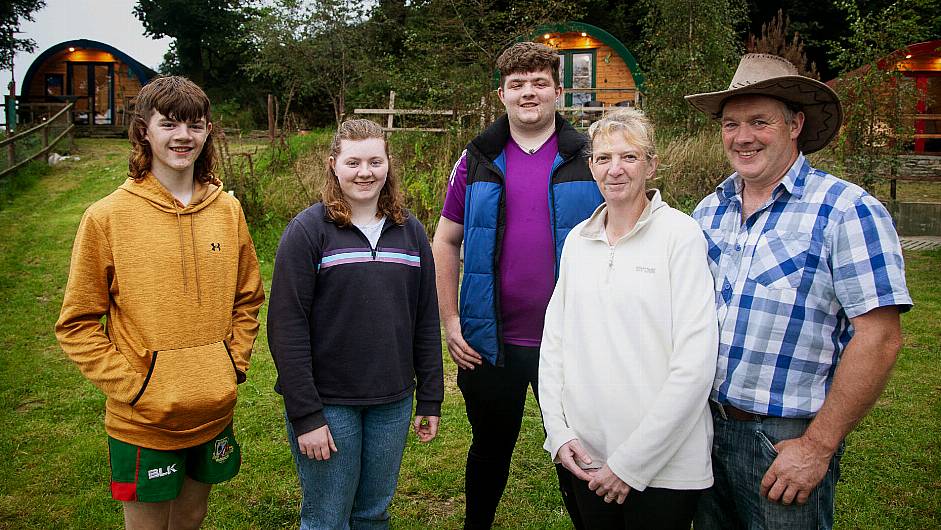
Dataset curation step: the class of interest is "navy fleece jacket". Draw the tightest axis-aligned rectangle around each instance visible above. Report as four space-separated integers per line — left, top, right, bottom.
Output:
267 203 443 436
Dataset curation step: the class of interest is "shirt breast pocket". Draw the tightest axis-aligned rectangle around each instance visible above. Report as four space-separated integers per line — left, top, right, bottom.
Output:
747 230 812 290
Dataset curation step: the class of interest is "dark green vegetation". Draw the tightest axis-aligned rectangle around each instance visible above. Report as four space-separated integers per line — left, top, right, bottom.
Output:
0 138 938 528
0 0 45 70
130 0 941 130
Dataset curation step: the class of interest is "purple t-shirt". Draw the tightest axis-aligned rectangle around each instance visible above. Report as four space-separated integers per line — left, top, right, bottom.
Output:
441 135 558 347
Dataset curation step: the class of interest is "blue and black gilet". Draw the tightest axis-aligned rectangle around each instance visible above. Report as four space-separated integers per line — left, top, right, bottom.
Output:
460 114 604 366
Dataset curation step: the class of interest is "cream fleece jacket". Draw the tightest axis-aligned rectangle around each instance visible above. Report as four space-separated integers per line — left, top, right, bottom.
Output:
540 190 718 491
55 174 265 450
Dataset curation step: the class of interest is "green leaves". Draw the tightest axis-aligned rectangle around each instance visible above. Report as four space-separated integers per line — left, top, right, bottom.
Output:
640 0 747 135
0 0 45 70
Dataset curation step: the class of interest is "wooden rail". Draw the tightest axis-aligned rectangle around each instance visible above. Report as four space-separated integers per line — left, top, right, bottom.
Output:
355 90 639 133
354 91 457 132
888 154 941 200
1 103 75 179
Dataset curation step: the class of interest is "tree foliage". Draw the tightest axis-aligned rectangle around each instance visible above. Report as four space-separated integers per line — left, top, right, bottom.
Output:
134 0 271 125
747 9 818 79
247 0 372 126
128 0 941 133
640 0 747 134
1 0 45 71
827 0 935 191
373 0 577 108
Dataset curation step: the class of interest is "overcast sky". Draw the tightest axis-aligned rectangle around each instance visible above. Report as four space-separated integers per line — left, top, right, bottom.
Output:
1 0 172 94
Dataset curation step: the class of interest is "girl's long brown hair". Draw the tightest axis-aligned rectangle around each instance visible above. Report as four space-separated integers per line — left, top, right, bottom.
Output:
128 76 216 183
322 119 407 226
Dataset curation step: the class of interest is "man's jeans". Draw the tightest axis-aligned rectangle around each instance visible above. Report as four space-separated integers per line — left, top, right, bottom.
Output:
286 396 413 530
695 406 844 530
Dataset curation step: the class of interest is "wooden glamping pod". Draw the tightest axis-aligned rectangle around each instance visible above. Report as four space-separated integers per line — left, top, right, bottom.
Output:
532 22 644 109
896 40 941 154
19 39 158 135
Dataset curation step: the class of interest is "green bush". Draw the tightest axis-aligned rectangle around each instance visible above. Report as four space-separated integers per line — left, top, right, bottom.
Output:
655 128 730 213
222 127 474 236
213 99 262 131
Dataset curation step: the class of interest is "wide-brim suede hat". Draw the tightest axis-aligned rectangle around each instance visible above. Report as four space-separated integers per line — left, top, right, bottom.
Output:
685 53 843 154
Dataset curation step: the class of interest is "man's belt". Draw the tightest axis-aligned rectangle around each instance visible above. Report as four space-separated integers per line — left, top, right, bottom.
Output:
710 401 768 422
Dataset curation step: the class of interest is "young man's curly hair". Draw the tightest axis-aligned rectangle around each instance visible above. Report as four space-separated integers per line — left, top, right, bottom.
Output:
496 42 561 87
128 76 216 183
322 119 407 227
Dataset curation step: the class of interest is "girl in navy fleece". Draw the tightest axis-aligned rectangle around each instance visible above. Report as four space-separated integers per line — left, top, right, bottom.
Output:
268 119 443 529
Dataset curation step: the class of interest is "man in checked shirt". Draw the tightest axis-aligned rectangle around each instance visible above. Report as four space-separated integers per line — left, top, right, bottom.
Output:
685 53 913 530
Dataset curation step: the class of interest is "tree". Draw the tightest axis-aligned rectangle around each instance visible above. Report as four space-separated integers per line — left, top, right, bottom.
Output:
827 0 936 191
247 0 372 125
1 0 45 71
640 0 747 134
747 9 818 79
133 0 258 87
368 0 577 109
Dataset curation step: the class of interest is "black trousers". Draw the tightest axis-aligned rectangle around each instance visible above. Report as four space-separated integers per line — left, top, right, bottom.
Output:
457 344 584 530
569 471 702 530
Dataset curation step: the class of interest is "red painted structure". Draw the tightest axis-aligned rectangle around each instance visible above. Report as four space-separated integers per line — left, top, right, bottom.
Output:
896 40 941 153
827 39 941 154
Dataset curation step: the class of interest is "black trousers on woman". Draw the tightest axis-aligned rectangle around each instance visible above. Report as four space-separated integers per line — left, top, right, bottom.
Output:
568 471 702 530
457 344 584 530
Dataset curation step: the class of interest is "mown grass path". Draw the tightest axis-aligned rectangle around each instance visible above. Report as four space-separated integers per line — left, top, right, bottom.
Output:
0 139 937 528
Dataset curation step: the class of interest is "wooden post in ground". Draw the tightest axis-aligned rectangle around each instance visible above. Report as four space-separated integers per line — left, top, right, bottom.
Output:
890 163 898 201
267 94 275 142
41 123 50 165
387 91 396 130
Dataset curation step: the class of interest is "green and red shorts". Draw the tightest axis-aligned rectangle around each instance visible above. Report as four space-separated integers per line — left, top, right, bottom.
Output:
108 424 241 502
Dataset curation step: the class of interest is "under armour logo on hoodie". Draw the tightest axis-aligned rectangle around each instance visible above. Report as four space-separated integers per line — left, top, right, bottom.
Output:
210 243 221 251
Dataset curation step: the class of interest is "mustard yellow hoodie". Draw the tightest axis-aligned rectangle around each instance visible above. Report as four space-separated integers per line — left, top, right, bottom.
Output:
55 174 265 450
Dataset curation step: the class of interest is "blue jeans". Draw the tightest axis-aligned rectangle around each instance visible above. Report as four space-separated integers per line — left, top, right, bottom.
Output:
286 396 413 530
694 406 844 530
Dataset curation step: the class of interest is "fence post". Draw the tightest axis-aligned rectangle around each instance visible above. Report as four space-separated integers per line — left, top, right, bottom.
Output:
6 141 13 170
267 94 275 142
387 91 396 130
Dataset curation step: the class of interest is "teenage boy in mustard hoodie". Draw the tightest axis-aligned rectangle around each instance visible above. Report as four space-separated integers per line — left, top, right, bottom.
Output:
55 76 265 530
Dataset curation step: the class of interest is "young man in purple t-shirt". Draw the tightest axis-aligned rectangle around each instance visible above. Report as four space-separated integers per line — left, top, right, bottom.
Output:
432 42 603 529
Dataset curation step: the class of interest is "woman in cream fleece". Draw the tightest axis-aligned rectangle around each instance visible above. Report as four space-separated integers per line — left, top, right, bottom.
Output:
539 108 718 529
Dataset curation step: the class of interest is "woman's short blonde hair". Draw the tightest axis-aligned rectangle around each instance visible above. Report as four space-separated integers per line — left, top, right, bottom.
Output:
587 108 657 160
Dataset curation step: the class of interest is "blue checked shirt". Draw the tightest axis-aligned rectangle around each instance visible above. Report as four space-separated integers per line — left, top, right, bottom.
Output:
692 154 912 417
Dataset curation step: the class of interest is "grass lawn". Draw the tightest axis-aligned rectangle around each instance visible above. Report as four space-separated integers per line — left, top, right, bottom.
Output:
0 139 938 529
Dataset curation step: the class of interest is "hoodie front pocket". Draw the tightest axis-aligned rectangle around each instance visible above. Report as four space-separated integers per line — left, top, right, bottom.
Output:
131 341 237 432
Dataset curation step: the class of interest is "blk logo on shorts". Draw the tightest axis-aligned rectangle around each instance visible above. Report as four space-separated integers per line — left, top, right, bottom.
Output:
210 242 222 251
213 437 233 463
147 464 177 480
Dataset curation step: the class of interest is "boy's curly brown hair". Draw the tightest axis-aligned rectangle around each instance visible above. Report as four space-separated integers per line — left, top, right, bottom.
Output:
127 76 216 183
496 42 561 87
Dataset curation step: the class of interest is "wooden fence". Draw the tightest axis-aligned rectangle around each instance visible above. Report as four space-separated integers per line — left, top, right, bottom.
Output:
354 91 463 133
354 90 637 133
1 103 75 179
